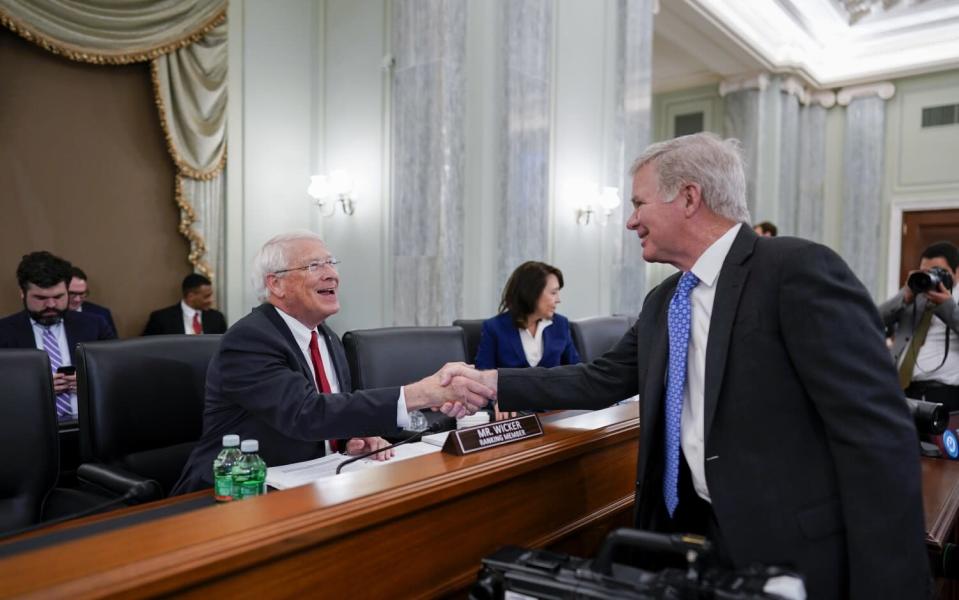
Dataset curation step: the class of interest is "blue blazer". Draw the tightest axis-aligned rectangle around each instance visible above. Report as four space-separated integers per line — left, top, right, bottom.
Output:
474 312 580 369
81 301 117 338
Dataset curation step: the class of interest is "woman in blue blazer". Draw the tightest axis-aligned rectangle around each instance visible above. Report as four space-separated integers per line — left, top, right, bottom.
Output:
474 261 580 371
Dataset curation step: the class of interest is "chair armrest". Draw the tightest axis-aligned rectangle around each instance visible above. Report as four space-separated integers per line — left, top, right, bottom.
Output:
77 463 164 504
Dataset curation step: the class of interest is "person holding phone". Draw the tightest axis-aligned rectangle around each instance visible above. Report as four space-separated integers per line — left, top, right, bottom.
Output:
0 251 115 420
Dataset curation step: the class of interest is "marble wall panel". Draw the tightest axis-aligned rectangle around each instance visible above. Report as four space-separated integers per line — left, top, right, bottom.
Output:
391 0 466 325
841 95 886 297
723 89 761 219
613 0 653 316
497 0 553 288
797 104 827 243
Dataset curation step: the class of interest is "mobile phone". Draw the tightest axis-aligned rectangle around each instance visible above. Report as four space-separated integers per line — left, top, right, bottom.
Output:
56 366 77 375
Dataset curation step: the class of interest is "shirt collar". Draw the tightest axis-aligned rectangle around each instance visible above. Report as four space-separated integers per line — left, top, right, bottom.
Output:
273 305 318 350
689 223 742 288
180 300 199 320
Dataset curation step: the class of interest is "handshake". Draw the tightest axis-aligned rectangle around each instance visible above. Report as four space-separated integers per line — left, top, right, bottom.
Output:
404 362 500 419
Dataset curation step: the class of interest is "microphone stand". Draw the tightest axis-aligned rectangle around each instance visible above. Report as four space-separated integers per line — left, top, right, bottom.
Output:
335 423 443 475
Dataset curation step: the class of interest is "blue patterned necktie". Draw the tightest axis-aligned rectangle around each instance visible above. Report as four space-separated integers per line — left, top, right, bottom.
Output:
663 271 699 517
42 325 73 418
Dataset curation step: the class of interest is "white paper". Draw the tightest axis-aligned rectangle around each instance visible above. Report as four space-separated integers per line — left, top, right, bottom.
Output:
266 442 442 490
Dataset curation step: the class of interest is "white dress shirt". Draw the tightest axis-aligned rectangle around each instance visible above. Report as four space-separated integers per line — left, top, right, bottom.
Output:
683 222 742 503
181 300 201 335
30 318 77 416
274 307 410 432
912 284 959 385
518 319 552 367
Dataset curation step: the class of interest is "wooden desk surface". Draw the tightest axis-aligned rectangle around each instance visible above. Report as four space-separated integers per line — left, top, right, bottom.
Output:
5 406 959 599
0 404 640 599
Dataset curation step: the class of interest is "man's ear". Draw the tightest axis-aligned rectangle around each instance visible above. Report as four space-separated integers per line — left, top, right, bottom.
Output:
683 183 704 217
265 274 284 299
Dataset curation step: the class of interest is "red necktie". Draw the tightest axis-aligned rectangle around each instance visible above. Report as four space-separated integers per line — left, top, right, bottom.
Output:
309 331 338 452
192 312 202 335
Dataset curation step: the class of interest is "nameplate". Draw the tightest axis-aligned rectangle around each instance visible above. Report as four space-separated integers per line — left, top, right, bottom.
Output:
441 414 543 455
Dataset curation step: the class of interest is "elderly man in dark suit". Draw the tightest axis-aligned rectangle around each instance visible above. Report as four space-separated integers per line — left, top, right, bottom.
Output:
171 231 491 495
68 266 117 338
142 273 228 336
442 133 930 598
0 251 115 420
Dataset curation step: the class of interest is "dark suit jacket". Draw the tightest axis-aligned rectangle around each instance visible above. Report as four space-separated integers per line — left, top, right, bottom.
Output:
171 304 402 495
80 301 117 338
142 303 227 336
474 312 580 369
497 228 930 599
0 309 116 362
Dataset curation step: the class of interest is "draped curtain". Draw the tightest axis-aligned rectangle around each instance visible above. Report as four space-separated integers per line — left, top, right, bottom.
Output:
0 0 227 283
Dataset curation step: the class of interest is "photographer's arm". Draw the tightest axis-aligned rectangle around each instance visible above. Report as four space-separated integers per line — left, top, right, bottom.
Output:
877 287 910 329
931 289 959 335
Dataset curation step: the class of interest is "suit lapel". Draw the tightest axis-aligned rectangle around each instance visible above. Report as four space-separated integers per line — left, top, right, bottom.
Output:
703 227 756 443
507 325 529 367
261 304 313 379
320 324 351 391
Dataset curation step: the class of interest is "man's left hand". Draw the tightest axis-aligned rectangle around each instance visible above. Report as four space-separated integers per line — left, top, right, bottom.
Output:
927 282 952 306
345 437 394 461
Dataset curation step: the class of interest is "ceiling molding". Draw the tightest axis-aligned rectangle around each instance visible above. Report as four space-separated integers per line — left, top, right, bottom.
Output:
836 81 896 105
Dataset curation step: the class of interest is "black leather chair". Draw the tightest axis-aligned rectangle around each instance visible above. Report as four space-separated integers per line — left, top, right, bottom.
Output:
76 335 221 499
452 319 484 363
342 327 467 433
569 316 632 363
0 349 112 535
0 349 61 534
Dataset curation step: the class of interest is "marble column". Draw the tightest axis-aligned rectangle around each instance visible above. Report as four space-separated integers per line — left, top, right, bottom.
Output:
777 79 801 236
720 75 768 221
612 0 654 316
391 0 467 325
496 0 554 289
795 92 834 243
839 82 894 298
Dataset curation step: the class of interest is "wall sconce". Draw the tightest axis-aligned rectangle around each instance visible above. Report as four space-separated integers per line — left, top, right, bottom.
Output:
571 182 621 226
308 170 356 216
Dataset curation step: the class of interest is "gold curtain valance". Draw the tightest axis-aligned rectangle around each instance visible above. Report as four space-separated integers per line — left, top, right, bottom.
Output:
0 0 225 65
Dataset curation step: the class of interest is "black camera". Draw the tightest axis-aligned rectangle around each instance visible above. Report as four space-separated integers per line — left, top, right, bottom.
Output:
470 528 803 599
907 266 954 295
906 397 948 436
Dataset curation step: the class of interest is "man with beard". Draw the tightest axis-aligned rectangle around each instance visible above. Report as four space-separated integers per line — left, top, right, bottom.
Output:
0 251 115 420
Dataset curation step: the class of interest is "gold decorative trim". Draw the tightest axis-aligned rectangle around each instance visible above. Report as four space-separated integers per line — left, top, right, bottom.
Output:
150 59 226 180
175 174 215 282
0 6 226 65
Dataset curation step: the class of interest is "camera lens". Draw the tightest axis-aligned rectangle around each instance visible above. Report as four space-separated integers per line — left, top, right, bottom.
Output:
907 271 934 295
906 398 948 435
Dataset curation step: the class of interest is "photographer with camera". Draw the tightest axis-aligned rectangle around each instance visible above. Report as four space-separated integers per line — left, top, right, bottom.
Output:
880 241 959 410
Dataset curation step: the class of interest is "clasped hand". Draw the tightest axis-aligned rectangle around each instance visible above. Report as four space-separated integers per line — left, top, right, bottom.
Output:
404 362 498 418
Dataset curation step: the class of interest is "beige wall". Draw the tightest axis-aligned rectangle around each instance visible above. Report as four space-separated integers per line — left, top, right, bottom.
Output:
0 29 190 338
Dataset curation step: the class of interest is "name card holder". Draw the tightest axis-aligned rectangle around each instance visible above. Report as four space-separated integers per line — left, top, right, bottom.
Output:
442 414 544 455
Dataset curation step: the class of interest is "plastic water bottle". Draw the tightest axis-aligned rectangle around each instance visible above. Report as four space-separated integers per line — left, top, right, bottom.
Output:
213 434 242 502
233 439 267 499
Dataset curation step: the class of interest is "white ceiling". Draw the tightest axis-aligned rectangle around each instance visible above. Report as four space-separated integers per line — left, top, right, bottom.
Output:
651 0 959 93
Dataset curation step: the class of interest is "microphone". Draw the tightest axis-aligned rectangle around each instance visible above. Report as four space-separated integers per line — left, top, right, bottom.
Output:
335 421 445 475
0 478 162 541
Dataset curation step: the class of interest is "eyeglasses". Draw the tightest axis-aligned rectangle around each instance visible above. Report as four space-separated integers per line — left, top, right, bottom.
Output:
273 257 340 275
67 291 88 299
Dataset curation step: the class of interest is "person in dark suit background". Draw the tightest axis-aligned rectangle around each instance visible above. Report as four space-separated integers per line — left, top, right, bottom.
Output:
0 251 115 420
442 133 930 598
171 231 491 495
474 261 580 371
68 266 117 338
142 273 227 336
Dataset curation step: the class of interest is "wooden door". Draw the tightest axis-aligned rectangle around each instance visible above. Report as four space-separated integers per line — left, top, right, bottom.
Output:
900 209 959 287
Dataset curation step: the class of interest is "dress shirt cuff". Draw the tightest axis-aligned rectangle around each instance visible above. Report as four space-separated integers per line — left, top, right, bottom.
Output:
396 387 411 429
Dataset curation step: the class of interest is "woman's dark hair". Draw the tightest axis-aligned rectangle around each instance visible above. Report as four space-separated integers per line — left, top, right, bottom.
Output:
499 261 564 329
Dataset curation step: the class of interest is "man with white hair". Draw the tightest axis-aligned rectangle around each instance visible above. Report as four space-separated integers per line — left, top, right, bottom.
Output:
172 231 490 494
444 133 930 598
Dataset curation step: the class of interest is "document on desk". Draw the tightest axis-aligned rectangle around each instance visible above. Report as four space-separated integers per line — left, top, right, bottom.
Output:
266 442 442 490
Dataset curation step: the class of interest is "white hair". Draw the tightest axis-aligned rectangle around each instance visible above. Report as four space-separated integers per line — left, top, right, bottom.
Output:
629 132 751 224
251 230 327 303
